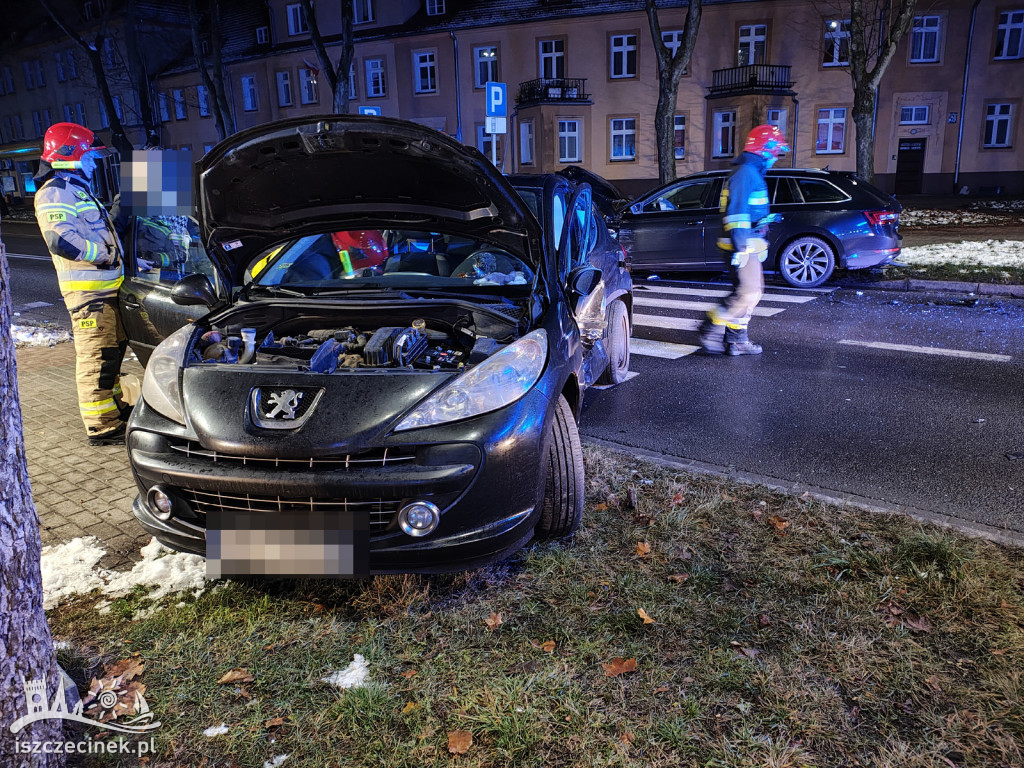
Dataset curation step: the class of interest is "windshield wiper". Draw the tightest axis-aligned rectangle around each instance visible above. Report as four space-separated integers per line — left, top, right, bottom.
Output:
248 284 308 297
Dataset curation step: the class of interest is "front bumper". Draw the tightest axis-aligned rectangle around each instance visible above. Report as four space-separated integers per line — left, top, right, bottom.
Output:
128 385 555 574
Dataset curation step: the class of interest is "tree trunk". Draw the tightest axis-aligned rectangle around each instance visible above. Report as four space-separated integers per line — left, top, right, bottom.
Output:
852 85 876 182
188 0 227 140
87 43 132 157
654 70 682 185
209 0 235 136
302 0 354 115
0 225 65 765
123 0 160 147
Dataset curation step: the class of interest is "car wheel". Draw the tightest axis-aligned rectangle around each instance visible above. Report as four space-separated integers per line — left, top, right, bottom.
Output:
597 299 631 386
535 395 584 540
778 236 835 289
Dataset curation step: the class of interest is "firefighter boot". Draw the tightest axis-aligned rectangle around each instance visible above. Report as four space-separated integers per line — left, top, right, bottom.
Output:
697 315 725 355
725 326 762 356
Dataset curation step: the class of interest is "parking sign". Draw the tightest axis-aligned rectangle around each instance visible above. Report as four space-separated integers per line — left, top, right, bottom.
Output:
485 82 507 117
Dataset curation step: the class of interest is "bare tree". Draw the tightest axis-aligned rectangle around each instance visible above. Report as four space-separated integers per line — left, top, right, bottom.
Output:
188 0 236 140
645 0 703 185
0 225 65 766
816 0 919 181
301 0 355 114
123 0 161 147
39 0 133 157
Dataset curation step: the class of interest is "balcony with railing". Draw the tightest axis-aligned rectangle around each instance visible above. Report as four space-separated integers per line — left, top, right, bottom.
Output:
516 78 591 107
708 65 794 97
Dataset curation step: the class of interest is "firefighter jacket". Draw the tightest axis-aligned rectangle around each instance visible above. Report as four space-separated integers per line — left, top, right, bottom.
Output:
716 152 771 254
35 170 124 308
135 215 198 269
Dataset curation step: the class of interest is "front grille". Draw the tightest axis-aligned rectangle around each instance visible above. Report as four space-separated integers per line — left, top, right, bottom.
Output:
167 439 416 470
182 489 399 533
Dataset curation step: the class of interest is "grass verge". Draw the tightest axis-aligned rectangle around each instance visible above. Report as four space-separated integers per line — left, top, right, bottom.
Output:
876 263 1024 286
48 446 1023 768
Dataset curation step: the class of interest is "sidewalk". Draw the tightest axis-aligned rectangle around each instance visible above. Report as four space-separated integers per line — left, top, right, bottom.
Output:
16 343 147 570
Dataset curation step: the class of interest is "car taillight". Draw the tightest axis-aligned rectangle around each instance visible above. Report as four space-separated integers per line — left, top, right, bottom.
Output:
865 210 899 227
619 243 631 269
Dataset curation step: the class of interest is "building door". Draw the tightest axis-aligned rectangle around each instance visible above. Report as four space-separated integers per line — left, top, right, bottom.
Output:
895 138 926 195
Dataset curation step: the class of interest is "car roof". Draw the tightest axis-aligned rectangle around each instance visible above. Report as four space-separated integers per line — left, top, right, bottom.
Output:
682 167 842 180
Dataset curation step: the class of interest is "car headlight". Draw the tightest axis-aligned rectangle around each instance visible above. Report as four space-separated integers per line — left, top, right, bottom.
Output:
394 329 547 431
141 324 194 426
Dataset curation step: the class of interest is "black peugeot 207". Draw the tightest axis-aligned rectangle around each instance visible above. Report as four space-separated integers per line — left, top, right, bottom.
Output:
125 115 632 577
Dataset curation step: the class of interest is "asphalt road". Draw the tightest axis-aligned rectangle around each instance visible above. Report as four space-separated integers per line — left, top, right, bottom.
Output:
2 220 68 326
583 278 1024 540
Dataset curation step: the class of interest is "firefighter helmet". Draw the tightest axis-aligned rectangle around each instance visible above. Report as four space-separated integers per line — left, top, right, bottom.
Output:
743 124 790 158
41 122 105 168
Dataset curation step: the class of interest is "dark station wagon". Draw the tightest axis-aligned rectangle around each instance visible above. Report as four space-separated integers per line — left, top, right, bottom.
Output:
618 168 903 288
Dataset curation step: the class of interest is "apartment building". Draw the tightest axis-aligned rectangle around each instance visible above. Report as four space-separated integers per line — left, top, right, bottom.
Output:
1 0 1022 201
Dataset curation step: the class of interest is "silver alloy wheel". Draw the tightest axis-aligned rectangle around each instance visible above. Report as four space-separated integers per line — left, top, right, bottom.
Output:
779 236 835 289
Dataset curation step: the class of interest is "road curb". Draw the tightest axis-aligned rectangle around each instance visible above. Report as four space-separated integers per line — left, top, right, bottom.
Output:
846 278 1024 298
583 436 1024 551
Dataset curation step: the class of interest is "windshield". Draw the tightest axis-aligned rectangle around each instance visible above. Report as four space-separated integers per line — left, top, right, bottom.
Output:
248 228 535 292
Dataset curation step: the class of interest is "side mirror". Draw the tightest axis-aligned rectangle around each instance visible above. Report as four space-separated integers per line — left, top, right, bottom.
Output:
568 265 600 299
170 273 217 307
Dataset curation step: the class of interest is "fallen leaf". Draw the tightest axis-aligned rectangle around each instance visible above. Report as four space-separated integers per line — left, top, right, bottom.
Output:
767 515 790 531
627 487 637 508
991 648 1009 656
217 668 254 685
540 640 556 653
678 546 692 560
635 513 654 526
757 614 771 627
751 510 764 521
401 669 418 679
683 676 694 683
105 657 145 681
619 731 635 744
447 730 473 754
668 573 690 584
731 642 760 659
264 716 286 729
401 702 420 715
602 657 638 677
904 613 932 633
652 685 670 694
484 612 503 631
635 541 652 558
637 608 657 625
800 491 811 500
671 492 683 505
594 502 608 511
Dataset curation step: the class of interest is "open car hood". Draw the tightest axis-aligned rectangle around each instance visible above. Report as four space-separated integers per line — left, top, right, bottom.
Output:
196 116 539 286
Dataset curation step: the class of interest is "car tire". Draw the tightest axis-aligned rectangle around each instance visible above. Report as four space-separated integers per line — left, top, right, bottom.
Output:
597 299 631 386
535 395 584 540
778 236 835 289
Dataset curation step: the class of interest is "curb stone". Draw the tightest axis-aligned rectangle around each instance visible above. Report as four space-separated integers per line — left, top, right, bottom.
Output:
849 278 1024 298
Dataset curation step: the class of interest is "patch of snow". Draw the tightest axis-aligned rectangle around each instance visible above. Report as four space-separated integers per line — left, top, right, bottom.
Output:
41 537 108 610
203 723 229 738
968 199 1024 212
12 325 71 347
102 538 206 604
263 756 289 768
899 240 1024 268
321 654 370 689
53 640 72 651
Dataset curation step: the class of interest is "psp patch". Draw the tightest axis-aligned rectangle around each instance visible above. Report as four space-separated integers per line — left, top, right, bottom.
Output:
78 318 97 329
47 212 67 222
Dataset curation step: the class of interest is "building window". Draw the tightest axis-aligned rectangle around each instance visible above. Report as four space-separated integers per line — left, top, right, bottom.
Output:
713 110 736 157
2 66 14 93
34 60 45 88
13 114 24 140
610 117 636 161
984 103 1013 147
558 119 580 163
413 51 437 94
2 116 10 141
286 3 308 35
610 34 637 78
198 85 210 117
300 68 318 104
539 39 565 79
900 105 929 124
173 88 187 119
65 51 77 79
103 38 116 68
662 29 683 57
348 63 357 99
74 102 86 125
55 52 65 82
910 16 941 62
112 95 123 122
816 107 847 153
98 99 108 128
476 125 501 164
474 46 497 88
995 10 1024 59
42 108 51 128
737 24 766 66
673 114 685 159
32 111 43 138
353 0 374 24
203 143 216 154
63 104 73 122
242 75 258 111
426 0 444 15
519 120 534 165
23 62 34 90
277 71 293 106
158 92 170 121
823 20 850 66
766 107 788 138
256 26 270 44
365 59 386 97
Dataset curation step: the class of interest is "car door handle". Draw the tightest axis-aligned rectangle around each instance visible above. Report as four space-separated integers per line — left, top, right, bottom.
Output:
123 298 141 310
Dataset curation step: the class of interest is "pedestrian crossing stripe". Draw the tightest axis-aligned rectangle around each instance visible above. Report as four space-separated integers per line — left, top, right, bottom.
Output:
636 284 822 303
633 295 785 317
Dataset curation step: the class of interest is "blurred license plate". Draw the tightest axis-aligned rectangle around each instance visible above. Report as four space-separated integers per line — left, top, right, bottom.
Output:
206 510 369 578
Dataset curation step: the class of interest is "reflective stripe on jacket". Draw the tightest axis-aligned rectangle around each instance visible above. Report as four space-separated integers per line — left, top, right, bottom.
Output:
717 152 771 253
35 172 124 306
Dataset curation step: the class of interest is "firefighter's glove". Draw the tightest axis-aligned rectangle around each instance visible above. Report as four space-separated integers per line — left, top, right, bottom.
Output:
757 213 782 226
136 257 155 273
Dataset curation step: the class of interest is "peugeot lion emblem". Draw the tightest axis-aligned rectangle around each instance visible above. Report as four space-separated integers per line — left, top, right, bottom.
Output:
250 387 324 429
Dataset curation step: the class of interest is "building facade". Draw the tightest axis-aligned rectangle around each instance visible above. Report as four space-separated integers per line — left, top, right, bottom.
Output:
1 0 1022 201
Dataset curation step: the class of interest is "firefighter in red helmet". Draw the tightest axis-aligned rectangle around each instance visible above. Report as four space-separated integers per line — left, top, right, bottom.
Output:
34 122 136 444
698 124 790 356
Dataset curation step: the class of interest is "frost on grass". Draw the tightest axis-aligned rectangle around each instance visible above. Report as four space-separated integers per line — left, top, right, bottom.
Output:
263 756 289 768
321 654 370 689
41 536 207 611
900 240 1024 268
203 723 229 738
11 325 72 347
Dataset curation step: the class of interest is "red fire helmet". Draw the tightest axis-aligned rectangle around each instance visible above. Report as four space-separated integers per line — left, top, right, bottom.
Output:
41 122 105 167
743 124 790 158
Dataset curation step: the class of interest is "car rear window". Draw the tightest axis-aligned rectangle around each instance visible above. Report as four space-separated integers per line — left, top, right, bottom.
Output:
795 178 849 203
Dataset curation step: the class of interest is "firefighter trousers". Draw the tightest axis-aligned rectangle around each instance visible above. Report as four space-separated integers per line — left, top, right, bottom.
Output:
68 298 128 437
711 245 766 331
